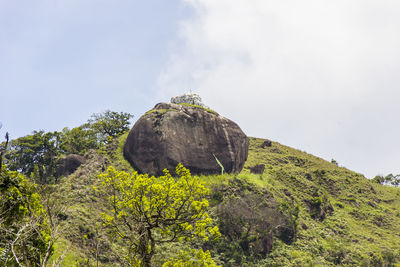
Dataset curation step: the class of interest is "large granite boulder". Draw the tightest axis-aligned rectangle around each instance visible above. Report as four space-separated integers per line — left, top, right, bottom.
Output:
124 103 249 176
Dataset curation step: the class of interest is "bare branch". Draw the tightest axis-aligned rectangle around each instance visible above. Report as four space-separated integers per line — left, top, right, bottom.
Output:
10 223 29 267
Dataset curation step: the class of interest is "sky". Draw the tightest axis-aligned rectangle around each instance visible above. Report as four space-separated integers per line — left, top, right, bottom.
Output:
1 0 400 178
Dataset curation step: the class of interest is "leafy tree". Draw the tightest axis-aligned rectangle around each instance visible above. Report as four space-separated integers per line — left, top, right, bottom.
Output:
383 174 400 187
86 110 133 144
372 175 385 185
0 164 54 266
3 110 133 183
60 126 99 155
96 164 220 267
60 110 133 153
372 174 400 187
5 131 61 183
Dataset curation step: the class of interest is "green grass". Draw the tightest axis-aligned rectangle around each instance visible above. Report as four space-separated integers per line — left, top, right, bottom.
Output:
143 103 219 118
48 238 83 266
176 103 219 115
143 108 177 116
235 137 400 266
108 131 136 172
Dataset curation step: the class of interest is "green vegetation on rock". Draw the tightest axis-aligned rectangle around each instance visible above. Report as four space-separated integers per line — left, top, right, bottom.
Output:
177 103 219 115
143 103 218 117
144 108 178 116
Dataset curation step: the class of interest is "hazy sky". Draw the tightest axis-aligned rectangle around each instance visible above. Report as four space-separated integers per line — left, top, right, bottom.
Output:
1 0 400 178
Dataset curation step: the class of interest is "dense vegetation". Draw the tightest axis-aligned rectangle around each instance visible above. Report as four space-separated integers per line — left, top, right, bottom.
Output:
3 110 133 183
1 110 400 266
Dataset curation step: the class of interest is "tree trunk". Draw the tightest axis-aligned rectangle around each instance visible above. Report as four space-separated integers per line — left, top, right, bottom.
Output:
137 226 154 267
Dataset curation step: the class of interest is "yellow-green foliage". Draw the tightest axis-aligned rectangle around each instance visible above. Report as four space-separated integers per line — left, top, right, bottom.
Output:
163 249 220 267
96 164 220 266
0 165 52 266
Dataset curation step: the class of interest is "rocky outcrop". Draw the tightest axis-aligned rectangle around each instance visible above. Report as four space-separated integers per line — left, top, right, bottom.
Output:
124 103 249 176
55 154 86 177
250 164 265 174
261 140 272 148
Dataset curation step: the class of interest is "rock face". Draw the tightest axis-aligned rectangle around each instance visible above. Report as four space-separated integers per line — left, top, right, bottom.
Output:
261 140 272 148
250 164 265 174
124 103 249 176
55 154 86 177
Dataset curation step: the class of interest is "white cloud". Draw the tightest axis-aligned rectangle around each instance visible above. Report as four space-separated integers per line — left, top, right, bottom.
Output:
158 0 400 177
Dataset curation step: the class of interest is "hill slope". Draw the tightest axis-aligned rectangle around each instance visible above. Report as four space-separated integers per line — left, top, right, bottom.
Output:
48 135 400 266
241 137 400 265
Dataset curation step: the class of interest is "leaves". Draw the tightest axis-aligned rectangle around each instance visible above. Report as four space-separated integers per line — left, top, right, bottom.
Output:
60 127 98 155
96 164 219 266
87 110 133 144
0 165 53 266
5 130 61 183
163 249 220 267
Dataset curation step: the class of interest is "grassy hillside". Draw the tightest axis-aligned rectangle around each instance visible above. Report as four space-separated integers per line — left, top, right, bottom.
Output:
241 138 400 265
47 135 400 266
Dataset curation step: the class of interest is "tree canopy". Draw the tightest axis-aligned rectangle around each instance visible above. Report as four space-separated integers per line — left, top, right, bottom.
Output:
59 126 98 155
372 174 400 187
5 131 61 183
3 110 133 183
86 110 133 144
96 164 220 266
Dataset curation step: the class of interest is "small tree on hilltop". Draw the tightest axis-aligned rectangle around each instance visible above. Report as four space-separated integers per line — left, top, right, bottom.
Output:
96 164 220 266
372 174 400 187
87 110 133 144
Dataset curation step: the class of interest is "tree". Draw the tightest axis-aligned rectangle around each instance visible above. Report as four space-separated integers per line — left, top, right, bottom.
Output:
5 131 61 183
0 164 54 266
60 127 99 155
86 110 133 144
372 175 385 185
96 164 220 266
59 110 133 153
372 174 400 187
383 174 400 187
